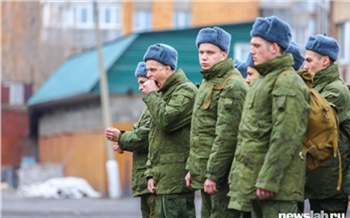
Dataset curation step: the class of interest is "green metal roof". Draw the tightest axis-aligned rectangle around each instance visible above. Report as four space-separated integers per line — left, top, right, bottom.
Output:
29 21 253 106
94 22 254 94
27 34 138 106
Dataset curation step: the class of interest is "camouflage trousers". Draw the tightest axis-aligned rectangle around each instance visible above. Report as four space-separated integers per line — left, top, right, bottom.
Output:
251 200 299 218
308 198 348 214
140 194 156 218
155 192 196 218
201 185 249 218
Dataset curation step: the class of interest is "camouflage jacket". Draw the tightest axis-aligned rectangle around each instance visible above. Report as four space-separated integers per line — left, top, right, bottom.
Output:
142 69 197 195
306 64 350 199
118 108 151 197
187 58 249 190
229 54 310 203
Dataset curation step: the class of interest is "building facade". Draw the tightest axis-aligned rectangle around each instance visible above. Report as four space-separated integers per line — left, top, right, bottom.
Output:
331 1 350 83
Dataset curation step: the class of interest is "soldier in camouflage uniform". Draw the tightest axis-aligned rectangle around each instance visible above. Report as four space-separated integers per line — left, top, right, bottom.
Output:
228 16 310 218
303 34 350 214
105 62 156 218
228 40 306 217
234 54 258 86
185 27 249 218
141 43 197 218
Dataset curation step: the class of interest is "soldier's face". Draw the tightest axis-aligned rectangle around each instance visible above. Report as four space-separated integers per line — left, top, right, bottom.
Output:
304 50 328 74
137 76 148 95
146 60 172 89
250 37 274 65
246 66 259 85
198 43 227 70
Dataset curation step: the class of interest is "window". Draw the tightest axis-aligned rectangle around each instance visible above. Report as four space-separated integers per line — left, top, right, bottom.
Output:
173 1 191 29
41 2 121 30
337 21 350 65
174 11 191 29
134 10 152 32
74 5 93 28
98 5 121 29
234 43 251 62
4 82 24 105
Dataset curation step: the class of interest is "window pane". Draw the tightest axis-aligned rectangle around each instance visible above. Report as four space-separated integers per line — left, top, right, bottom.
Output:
81 8 87 23
105 9 110 23
174 11 190 28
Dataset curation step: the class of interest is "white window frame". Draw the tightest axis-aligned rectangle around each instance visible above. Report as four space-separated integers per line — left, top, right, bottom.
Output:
74 4 94 29
4 82 24 106
98 5 121 30
234 43 251 62
133 10 152 32
42 2 121 30
174 11 191 29
338 21 350 65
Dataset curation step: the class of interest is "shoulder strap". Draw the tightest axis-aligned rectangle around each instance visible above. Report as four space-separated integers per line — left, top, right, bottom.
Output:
202 74 237 109
213 74 236 90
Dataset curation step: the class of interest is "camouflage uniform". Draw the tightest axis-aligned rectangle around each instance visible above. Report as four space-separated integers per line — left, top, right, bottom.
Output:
305 64 350 214
143 69 197 218
187 58 249 218
118 109 156 218
229 54 310 218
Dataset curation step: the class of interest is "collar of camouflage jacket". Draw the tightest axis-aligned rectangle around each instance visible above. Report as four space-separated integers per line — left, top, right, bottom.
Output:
253 54 293 77
313 64 340 88
160 69 187 93
200 58 234 81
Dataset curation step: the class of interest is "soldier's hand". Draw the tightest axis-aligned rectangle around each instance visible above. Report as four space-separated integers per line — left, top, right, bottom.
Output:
148 178 156 194
105 127 120 142
185 172 192 187
112 143 124 154
256 187 274 199
204 178 218 195
143 80 159 93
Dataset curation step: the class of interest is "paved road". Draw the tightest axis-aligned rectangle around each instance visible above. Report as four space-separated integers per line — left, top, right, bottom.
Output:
1 188 202 218
2 188 350 218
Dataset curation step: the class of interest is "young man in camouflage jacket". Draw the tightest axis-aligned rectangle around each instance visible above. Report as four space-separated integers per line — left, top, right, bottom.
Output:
229 16 310 217
142 43 197 218
105 62 156 218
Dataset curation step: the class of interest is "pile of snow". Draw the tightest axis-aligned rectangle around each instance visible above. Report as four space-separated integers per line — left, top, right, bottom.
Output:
17 177 102 199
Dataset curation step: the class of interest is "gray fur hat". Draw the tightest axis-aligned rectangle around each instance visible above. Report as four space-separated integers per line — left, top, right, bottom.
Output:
246 53 254 67
305 34 340 61
196 27 232 53
143 43 178 70
134 62 147 78
233 59 247 78
285 41 304 70
250 16 292 50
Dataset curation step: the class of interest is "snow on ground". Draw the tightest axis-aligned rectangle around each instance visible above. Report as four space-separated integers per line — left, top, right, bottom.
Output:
17 177 102 199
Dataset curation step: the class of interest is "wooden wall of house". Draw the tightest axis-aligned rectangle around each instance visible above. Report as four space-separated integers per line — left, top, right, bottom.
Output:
39 122 134 196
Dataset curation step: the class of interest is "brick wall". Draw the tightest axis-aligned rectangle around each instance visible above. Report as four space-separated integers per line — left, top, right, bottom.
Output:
1 109 29 165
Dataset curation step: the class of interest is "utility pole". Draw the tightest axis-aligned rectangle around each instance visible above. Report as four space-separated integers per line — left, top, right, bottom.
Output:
93 0 121 199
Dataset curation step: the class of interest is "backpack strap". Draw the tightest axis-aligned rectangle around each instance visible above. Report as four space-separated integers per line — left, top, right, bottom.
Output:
202 74 237 109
